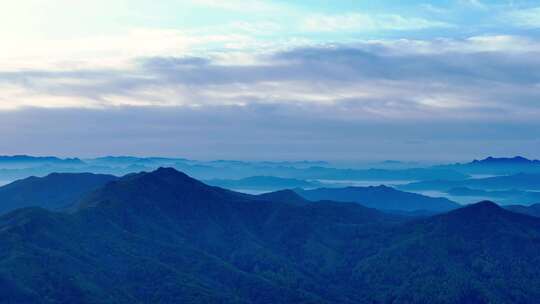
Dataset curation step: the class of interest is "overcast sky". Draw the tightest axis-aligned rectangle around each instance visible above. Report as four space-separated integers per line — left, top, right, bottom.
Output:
1 0 540 161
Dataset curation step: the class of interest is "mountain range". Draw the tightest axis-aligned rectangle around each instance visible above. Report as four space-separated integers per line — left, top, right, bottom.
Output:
3 155 540 188
0 154 469 185
447 187 540 205
296 185 460 212
0 155 84 169
0 168 400 303
437 156 540 175
205 176 322 191
2 168 540 303
504 203 540 218
0 173 458 215
400 173 540 192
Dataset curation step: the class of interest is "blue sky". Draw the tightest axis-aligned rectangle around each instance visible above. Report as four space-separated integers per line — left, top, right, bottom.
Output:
1 0 540 160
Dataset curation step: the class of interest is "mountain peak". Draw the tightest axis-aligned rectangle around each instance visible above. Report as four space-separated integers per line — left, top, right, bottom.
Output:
153 167 190 178
77 167 241 212
439 200 509 222
454 200 503 215
370 185 394 190
471 156 537 165
465 200 501 210
127 167 199 186
411 200 540 240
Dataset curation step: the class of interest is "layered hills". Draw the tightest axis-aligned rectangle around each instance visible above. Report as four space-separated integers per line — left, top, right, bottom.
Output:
1 168 540 303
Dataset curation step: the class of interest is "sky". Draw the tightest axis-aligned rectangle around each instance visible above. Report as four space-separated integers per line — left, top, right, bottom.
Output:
1 0 540 161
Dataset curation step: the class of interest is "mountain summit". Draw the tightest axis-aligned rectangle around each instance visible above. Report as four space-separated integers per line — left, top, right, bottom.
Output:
470 156 540 165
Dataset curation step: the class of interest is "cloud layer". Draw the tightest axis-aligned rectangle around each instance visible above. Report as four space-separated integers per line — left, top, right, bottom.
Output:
2 36 540 120
2 1 540 160
1 106 538 161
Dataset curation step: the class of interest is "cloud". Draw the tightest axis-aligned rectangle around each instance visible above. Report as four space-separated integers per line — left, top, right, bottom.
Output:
419 4 450 14
189 0 286 13
300 13 452 32
1 33 540 160
2 36 540 125
506 7 540 28
1 105 538 161
377 35 540 54
0 28 255 71
3 1 540 160
459 0 487 9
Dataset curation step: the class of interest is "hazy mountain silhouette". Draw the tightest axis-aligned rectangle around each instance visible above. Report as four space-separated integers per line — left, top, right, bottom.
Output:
205 176 322 191
0 173 117 215
437 156 540 175
0 155 84 167
0 154 470 185
400 173 540 192
296 185 460 212
447 187 540 205
470 156 539 165
505 203 540 217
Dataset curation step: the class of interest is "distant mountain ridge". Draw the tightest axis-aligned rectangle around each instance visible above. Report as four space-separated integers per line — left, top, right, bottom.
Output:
0 155 84 166
205 176 322 191
436 156 540 175
469 156 540 165
505 203 540 217
447 187 540 205
296 185 460 212
0 154 469 185
400 173 540 192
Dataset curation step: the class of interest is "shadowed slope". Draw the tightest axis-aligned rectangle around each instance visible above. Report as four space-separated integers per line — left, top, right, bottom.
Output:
0 168 400 304
350 201 540 303
505 203 540 218
0 173 117 215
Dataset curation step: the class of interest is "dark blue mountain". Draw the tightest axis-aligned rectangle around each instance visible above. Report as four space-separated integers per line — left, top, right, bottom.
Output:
0 173 118 215
470 156 539 165
1 168 400 303
2 169 540 303
348 201 540 303
505 203 540 217
296 185 460 212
